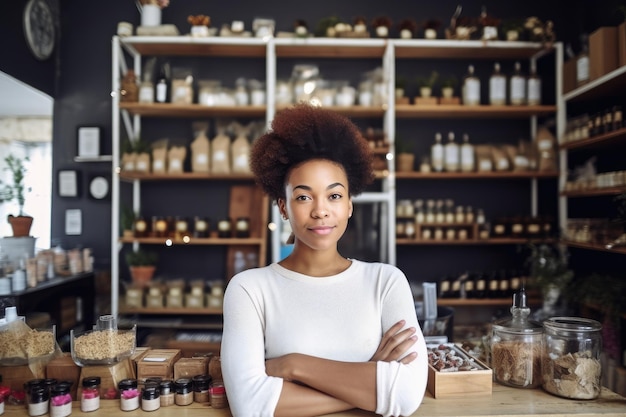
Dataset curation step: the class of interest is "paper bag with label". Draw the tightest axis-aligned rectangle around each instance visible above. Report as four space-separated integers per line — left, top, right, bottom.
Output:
151 139 169 174
168 143 187 174
536 127 557 172
211 121 231 174
191 122 210 172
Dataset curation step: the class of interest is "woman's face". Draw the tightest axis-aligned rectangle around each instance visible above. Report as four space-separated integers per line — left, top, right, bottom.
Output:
279 159 353 252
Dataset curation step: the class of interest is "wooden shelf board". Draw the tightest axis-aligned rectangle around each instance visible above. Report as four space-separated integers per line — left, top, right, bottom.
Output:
395 104 556 118
276 104 386 117
119 171 254 181
119 237 264 245
121 36 267 57
561 186 626 197
438 297 541 307
562 240 626 254
559 127 626 150
119 102 267 118
396 171 559 179
394 40 551 60
120 306 223 315
564 64 626 102
396 238 552 245
274 38 387 58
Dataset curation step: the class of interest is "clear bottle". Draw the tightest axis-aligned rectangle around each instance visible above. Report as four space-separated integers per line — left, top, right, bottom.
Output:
542 317 602 399
80 376 100 412
444 131 459 172
425 200 435 224
155 62 170 103
430 132 444 172
462 64 481 106
460 133 475 172
576 33 590 86
509 61 526 105
527 62 542 106
491 287 543 388
489 62 506 105
414 200 425 224
444 199 455 224
434 200 445 223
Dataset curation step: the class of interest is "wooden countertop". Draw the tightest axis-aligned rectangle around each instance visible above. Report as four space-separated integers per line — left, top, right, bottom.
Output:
4 384 625 416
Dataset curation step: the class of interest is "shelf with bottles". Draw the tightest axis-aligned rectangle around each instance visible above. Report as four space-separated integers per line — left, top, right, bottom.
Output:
120 35 268 57
119 102 267 118
119 236 265 246
396 171 558 179
120 305 224 315
562 239 626 255
119 171 255 181
563 63 626 103
560 103 625 150
395 104 555 119
397 237 553 246
393 39 552 60
560 126 626 150
561 184 626 198
562 217 626 254
437 297 540 307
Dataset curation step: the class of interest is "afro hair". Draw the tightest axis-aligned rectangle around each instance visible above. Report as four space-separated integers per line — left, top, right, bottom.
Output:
250 104 375 201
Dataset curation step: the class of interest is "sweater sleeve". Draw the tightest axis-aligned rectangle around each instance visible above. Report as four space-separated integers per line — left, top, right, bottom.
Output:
221 271 283 417
374 267 428 417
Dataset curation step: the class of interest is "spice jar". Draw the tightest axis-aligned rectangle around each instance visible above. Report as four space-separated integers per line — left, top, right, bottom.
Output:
491 287 543 388
27 386 49 417
118 379 139 411
235 217 250 238
542 317 602 399
193 216 210 238
49 384 72 417
217 218 232 238
174 378 193 406
192 375 211 403
80 376 100 412
209 381 227 409
0 385 9 416
159 380 174 407
141 386 160 412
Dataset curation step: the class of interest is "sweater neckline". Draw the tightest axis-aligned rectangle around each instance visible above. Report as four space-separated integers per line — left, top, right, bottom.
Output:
270 259 357 283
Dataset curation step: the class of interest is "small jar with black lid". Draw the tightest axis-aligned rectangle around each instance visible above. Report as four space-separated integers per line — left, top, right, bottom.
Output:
159 380 174 407
80 376 100 412
118 378 139 411
192 375 211 403
27 386 49 417
49 383 72 417
174 378 193 406
141 386 160 412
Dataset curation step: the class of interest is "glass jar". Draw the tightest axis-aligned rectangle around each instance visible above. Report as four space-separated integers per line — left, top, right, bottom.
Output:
193 216 210 238
27 386 49 417
542 317 602 399
159 380 174 407
491 288 543 388
118 379 139 411
192 375 211 403
235 217 250 238
209 381 227 409
174 379 193 406
141 386 160 412
80 376 100 412
49 384 72 417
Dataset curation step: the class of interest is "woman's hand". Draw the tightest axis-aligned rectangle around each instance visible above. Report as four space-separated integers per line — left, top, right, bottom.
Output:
370 320 417 364
266 353 296 381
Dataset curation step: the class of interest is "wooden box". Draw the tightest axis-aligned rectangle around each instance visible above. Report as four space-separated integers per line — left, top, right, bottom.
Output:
45 353 81 399
77 358 135 400
427 344 492 398
174 356 210 380
589 26 618 80
0 363 46 391
136 349 182 382
563 59 577 94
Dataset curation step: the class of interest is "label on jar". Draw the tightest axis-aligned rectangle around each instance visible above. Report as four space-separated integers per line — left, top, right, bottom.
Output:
81 396 100 412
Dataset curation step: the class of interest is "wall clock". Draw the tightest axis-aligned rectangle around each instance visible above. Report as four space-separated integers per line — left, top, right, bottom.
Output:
23 0 56 60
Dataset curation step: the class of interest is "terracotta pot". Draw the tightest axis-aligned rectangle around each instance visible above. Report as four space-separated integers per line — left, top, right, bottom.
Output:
397 153 415 172
7 215 33 237
130 266 156 287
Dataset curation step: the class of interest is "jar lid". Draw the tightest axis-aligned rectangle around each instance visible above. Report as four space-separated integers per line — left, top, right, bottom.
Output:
82 376 101 387
159 380 173 394
118 379 138 390
51 384 70 396
142 386 160 400
174 378 192 393
544 316 602 335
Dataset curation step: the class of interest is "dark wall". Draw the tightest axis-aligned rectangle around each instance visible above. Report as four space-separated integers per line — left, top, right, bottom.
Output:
4 0 623 273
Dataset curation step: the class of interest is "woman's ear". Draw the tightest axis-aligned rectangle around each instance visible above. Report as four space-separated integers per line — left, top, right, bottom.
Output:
277 198 288 220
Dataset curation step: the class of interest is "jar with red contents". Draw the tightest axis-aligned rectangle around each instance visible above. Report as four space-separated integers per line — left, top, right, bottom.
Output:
80 376 101 412
50 383 72 417
0 384 10 415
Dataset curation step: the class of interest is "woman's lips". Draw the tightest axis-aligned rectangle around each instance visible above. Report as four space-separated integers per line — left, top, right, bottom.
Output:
309 226 334 235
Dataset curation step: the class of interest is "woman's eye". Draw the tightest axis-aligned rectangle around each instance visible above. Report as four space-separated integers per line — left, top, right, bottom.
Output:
295 195 310 201
329 193 342 200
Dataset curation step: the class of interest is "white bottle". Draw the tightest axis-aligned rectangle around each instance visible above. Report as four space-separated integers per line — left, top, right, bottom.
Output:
509 62 526 105
233 251 246 275
527 62 542 106
462 65 481 106
460 133 475 172
444 131 459 172
430 132 444 172
489 62 506 105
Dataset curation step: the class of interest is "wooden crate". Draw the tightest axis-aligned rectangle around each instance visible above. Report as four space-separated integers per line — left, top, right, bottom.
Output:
136 348 182 382
427 344 492 398
173 356 210 380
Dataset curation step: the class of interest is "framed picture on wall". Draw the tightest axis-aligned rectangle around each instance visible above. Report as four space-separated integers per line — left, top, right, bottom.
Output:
58 169 80 198
77 126 102 158
87 173 111 201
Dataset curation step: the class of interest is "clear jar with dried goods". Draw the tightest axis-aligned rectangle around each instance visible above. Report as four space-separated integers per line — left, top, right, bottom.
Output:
118 379 139 411
491 288 543 388
209 381 227 409
159 380 174 407
192 375 211 403
141 386 160 412
542 317 602 399
174 379 193 406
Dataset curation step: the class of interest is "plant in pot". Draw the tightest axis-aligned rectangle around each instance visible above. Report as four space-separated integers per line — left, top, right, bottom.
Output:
395 76 407 103
415 71 439 98
120 205 137 238
440 75 458 99
0 155 32 237
126 248 158 288
422 19 442 39
394 136 415 172
501 18 525 41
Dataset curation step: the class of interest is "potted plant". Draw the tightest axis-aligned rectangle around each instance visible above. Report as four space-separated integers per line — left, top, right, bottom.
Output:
416 71 439 98
501 18 525 41
0 155 32 237
395 76 407 102
126 248 158 287
422 19 442 39
120 205 137 238
440 75 458 99
397 18 417 39
394 136 415 172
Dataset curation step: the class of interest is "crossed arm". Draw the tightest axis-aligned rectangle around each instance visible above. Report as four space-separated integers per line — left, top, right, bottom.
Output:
266 320 419 417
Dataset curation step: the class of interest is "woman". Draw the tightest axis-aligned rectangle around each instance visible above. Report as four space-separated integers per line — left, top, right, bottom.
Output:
221 104 428 417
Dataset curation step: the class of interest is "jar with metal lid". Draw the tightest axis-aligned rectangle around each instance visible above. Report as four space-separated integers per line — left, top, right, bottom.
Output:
27 386 48 417
49 383 72 417
491 287 543 388
209 381 227 409
159 380 174 407
542 316 602 399
141 386 160 412
174 378 193 406
192 374 211 403
118 378 139 411
80 376 100 412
